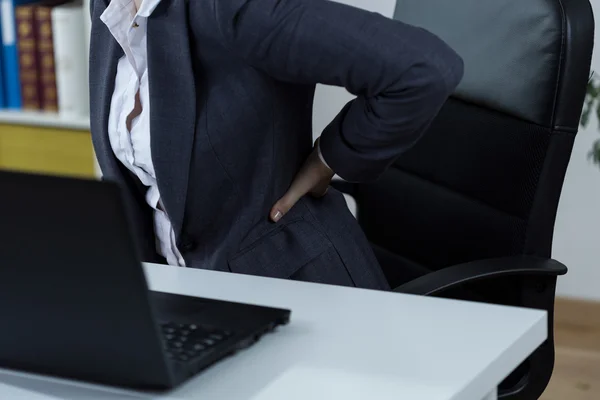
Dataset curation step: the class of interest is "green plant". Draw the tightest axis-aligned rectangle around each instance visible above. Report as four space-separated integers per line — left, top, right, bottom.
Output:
581 76 600 166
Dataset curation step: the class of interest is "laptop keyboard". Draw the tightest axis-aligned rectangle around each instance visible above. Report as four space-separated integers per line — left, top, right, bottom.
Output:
161 323 233 362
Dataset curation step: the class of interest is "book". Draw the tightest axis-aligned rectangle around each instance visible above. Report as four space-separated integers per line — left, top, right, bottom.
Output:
15 4 40 110
51 0 87 117
0 4 5 108
1 0 22 108
0 0 42 109
34 2 57 112
82 0 89 59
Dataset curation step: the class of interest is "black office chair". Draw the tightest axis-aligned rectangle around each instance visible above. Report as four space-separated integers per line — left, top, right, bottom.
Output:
333 0 594 399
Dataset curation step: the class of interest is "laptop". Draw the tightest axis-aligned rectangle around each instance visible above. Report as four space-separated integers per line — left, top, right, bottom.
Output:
0 170 290 390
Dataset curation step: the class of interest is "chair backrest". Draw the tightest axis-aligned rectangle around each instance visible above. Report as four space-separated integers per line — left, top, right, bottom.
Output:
353 0 595 288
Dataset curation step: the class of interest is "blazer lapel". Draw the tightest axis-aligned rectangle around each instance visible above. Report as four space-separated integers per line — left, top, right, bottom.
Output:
89 0 124 177
147 0 196 237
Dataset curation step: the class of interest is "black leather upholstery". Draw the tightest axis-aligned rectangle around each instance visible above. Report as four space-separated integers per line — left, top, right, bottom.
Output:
357 99 553 283
349 0 596 288
551 0 595 130
393 0 594 129
334 1 594 399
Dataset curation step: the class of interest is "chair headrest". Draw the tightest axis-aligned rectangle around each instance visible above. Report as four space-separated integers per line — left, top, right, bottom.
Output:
393 0 594 130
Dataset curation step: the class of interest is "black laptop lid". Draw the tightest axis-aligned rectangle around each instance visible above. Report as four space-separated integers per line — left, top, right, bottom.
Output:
0 171 172 388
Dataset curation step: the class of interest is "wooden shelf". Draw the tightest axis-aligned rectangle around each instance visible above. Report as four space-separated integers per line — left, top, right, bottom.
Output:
0 110 90 131
0 124 95 179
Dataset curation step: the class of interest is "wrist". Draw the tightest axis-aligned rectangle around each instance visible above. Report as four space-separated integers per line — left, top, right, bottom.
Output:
317 140 333 174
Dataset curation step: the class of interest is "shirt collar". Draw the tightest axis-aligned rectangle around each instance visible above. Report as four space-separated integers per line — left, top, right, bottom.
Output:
100 0 162 28
137 0 162 18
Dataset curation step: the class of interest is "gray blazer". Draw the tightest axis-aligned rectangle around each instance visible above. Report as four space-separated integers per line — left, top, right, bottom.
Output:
89 0 463 290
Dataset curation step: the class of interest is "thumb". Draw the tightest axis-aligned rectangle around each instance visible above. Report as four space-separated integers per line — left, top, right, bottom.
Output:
270 187 303 223
270 195 294 223
270 172 314 222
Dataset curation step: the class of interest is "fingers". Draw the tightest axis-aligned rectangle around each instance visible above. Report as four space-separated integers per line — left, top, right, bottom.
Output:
270 163 316 222
270 140 334 223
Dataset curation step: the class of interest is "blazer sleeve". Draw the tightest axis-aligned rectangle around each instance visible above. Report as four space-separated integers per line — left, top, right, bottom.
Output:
206 0 464 182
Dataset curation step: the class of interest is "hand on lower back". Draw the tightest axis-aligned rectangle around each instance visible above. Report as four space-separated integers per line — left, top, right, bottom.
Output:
270 138 334 222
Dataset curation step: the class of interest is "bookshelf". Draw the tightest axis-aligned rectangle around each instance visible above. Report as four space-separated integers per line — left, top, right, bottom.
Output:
0 0 95 178
0 110 90 130
0 123 95 178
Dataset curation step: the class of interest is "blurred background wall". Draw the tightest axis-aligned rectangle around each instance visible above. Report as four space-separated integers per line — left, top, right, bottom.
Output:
551 0 600 302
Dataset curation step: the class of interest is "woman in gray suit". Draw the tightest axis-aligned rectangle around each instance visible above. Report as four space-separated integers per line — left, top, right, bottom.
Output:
89 0 463 290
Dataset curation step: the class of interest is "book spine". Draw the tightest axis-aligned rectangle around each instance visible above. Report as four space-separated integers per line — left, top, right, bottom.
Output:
51 1 87 117
0 4 5 108
35 5 57 112
0 0 22 108
83 0 90 62
15 4 40 110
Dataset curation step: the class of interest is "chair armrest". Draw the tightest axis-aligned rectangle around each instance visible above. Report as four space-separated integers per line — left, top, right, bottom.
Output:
394 256 567 296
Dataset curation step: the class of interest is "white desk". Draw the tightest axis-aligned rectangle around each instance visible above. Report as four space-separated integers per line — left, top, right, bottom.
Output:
0 263 546 400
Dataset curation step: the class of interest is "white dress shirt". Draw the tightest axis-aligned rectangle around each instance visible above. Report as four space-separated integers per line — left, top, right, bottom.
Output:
101 0 186 267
